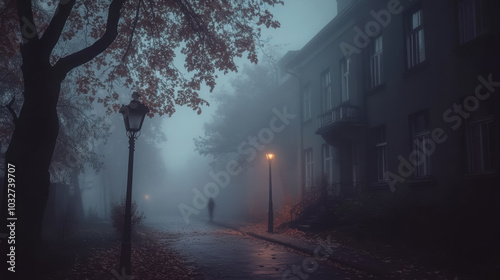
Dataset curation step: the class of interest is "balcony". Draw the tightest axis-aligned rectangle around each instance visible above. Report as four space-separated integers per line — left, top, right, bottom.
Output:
316 105 363 138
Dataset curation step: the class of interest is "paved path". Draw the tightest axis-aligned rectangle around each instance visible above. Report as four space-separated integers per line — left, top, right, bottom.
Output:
147 217 377 280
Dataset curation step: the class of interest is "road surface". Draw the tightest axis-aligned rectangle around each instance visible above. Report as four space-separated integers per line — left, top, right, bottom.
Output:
148 217 376 280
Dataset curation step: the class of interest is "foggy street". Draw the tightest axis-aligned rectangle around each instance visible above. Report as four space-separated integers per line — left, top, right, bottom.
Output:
1 0 499 278
148 217 375 280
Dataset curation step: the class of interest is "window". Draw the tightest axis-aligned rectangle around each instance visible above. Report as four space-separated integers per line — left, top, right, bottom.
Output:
410 111 431 177
304 149 314 189
406 7 425 68
341 57 350 102
372 125 388 181
302 85 311 121
369 36 383 89
322 144 334 184
321 70 332 112
458 0 485 44
466 119 494 173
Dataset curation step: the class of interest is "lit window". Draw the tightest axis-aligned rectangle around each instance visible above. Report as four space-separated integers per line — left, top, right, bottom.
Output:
406 7 425 68
369 36 383 89
341 58 350 102
321 70 332 112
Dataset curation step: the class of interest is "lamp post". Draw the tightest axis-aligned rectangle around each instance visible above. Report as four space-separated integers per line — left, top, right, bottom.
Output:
119 93 149 276
266 153 274 233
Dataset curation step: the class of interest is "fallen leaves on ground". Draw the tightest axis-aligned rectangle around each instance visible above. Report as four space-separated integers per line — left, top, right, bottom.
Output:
239 222 307 238
46 224 202 280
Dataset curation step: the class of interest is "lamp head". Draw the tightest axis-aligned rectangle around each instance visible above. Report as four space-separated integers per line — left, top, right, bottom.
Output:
120 94 149 133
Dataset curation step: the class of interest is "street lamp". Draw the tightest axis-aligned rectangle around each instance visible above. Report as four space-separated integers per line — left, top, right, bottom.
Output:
266 153 274 233
119 93 149 276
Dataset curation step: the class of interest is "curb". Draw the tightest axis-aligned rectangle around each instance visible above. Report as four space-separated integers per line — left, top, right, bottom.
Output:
245 231 312 256
245 231 389 278
211 221 391 278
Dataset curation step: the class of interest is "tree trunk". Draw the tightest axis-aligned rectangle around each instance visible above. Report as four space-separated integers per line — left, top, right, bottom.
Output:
0 0 126 276
72 169 85 222
0 56 62 278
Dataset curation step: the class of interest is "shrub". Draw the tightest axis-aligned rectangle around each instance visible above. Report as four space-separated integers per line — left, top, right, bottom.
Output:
86 207 99 222
110 197 145 234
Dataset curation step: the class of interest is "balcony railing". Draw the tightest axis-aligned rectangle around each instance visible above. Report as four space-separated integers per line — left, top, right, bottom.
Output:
318 104 360 130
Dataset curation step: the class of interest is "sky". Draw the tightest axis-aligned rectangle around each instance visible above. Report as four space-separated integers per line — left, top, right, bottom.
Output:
161 0 338 172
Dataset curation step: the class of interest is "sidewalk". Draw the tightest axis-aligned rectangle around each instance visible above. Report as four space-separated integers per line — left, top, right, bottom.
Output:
212 221 455 279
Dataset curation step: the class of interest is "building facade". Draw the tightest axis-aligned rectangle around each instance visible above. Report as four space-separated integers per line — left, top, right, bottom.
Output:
286 0 500 249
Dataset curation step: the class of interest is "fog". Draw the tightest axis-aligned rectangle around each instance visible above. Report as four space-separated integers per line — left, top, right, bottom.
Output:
76 0 338 227
3 0 500 278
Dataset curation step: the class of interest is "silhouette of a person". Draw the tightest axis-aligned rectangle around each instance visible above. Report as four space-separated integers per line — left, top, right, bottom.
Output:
208 198 215 222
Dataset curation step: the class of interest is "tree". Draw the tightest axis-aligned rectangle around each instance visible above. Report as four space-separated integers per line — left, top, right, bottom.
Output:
194 59 281 162
0 0 283 277
1 22 113 251
110 197 144 235
194 56 301 220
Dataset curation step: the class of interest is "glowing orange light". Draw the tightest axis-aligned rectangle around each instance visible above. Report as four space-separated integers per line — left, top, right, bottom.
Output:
266 153 274 161
145 194 150 201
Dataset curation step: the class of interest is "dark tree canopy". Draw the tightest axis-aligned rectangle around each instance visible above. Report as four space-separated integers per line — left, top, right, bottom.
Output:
1 0 283 116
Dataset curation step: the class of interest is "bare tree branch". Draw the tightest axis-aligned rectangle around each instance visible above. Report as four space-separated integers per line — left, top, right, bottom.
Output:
40 0 77 60
15 0 39 45
122 0 141 62
174 0 221 61
53 0 125 74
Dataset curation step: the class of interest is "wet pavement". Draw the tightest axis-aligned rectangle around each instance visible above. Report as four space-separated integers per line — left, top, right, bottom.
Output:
147 216 376 280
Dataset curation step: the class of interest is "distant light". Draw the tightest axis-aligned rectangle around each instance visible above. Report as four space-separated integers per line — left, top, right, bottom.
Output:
266 153 275 161
145 194 150 201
